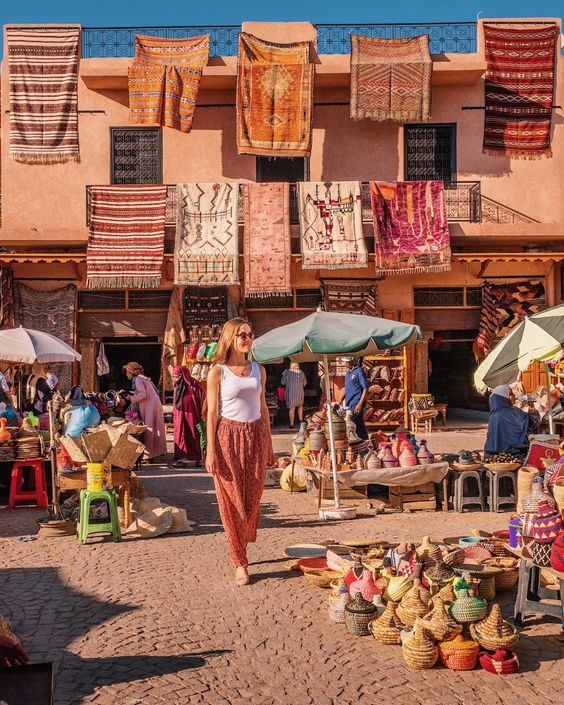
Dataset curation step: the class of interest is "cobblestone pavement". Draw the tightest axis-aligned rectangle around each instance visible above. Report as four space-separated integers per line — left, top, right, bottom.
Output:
2 454 564 704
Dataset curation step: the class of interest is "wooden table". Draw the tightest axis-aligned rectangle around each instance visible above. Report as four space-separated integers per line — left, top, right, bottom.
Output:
507 546 564 629
58 469 132 528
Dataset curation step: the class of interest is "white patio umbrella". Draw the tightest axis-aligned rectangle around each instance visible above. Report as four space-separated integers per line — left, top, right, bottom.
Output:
0 327 81 364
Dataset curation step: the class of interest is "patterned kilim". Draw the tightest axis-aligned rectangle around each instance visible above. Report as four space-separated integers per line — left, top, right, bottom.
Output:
184 287 229 326
299 181 367 270
475 280 546 357
175 183 240 286
128 35 209 133
483 24 559 159
237 32 314 157
15 284 76 392
243 182 291 297
0 268 14 329
87 185 167 289
350 34 432 122
7 27 80 164
370 181 451 276
321 279 378 316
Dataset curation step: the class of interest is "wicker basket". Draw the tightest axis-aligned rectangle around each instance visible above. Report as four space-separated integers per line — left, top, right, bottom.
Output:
438 634 479 671
483 462 520 473
305 569 343 588
463 544 493 563
470 604 519 651
429 581 456 608
344 592 378 636
483 557 519 591
402 620 439 670
382 572 412 603
517 466 539 512
552 482 564 513
449 588 488 624
397 583 431 627
479 539 512 558
476 576 496 602
479 650 519 675
450 462 482 473
368 601 403 645
422 597 462 642
284 558 301 571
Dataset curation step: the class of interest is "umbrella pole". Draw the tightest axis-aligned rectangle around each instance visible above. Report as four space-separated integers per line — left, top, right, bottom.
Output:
47 401 61 519
322 355 341 509
545 363 555 435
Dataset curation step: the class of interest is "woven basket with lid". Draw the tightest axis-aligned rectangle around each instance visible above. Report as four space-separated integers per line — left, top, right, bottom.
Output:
423 559 455 592
470 604 519 651
449 588 488 624
422 597 462 642
479 649 519 675
368 601 403 645
402 619 438 670
344 592 378 636
430 581 456 608
382 570 412 603
438 633 479 671
397 581 431 627
483 557 519 591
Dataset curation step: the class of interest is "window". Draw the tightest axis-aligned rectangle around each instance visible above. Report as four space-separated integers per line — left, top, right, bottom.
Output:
414 287 482 308
79 291 126 310
256 157 309 183
111 127 163 184
404 124 456 183
128 290 171 310
296 288 322 309
79 290 171 311
244 288 321 310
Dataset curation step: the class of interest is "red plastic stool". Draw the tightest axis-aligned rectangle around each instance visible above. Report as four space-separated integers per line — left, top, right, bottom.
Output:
8 459 48 510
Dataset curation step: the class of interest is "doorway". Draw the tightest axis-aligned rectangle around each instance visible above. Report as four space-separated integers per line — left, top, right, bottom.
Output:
99 336 162 392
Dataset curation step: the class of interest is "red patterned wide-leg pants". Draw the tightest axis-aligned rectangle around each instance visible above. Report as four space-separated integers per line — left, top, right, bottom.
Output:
213 417 269 568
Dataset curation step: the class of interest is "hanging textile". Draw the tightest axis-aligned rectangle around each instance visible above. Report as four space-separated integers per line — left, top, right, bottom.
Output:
0 268 15 329
298 181 367 270
87 185 167 289
7 27 80 163
350 34 432 122
96 342 110 377
475 280 546 359
128 34 209 133
237 32 314 157
175 183 240 286
162 286 187 391
243 182 291 297
14 284 76 392
370 180 451 276
483 24 558 159
321 279 378 317
183 287 229 326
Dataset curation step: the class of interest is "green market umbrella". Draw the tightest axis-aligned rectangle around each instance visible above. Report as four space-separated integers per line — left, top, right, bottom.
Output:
474 303 564 433
252 311 421 515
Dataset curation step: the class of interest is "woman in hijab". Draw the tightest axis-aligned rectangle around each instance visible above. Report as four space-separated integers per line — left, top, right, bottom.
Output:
123 362 167 461
26 363 53 414
172 365 205 467
484 384 529 456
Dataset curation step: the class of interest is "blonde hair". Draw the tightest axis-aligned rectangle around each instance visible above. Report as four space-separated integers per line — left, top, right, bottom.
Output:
123 361 144 376
214 317 251 365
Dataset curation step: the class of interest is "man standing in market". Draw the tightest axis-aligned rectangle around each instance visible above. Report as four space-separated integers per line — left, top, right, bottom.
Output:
344 357 369 440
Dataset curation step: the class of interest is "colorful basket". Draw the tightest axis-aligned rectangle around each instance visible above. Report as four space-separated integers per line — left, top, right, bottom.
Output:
439 634 479 671
449 588 488 624
531 542 553 568
479 650 519 675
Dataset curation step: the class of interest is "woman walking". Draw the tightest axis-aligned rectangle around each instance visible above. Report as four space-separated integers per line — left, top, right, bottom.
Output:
172 365 205 466
281 361 307 428
206 318 275 586
123 362 167 461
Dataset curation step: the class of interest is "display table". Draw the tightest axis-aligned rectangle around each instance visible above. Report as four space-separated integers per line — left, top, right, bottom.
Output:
507 546 564 629
302 462 450 511
58 469 132 528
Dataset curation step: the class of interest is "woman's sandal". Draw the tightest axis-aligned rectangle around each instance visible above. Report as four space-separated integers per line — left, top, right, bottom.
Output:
235 567 250 587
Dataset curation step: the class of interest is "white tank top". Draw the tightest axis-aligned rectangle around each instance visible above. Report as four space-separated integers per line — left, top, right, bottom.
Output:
219 361 262 422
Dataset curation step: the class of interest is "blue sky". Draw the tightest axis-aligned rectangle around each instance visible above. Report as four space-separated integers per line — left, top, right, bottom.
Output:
1 0 563 28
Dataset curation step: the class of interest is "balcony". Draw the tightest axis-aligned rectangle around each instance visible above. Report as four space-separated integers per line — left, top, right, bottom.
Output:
86 181 482 227
81 22 477 58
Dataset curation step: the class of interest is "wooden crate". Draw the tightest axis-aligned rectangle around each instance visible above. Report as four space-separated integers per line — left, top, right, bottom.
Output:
389 481 436 511
311 474 367 501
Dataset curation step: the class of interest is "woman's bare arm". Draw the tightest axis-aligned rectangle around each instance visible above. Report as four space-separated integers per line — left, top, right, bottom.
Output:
205 365 221 474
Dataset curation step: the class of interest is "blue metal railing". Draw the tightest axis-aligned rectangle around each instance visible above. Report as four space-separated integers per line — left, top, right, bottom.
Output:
81 22 477 58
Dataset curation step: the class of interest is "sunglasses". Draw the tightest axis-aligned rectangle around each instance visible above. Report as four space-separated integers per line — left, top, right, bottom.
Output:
236 332 255 341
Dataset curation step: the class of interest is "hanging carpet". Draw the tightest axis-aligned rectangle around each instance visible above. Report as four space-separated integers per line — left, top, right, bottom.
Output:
475 280 546 359
483 24 559 159
298 181 367 270
321 279 378 317
0 268 15 329
14 284 76 392
370 180 451 276
175 183 240 286
7 27 80 164
243 182 291 297
237 32 314 157
128 34 209 133
350 34 432 122
87 185 167 289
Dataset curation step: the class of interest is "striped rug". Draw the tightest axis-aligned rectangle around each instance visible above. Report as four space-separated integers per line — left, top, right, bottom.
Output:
350 34 432 122
483 24 559 159
7 27 80 164
87 185 167 289
128 35 209 133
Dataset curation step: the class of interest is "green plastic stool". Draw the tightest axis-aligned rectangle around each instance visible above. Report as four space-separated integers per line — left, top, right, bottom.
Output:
77 489 121 545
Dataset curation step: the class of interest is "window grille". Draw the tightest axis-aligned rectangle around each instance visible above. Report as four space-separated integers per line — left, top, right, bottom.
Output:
111 127 163 184
245 293 294 309
414 288 464 307
465 287 483 307
404 124 456 183
296 288 322 309
128 290 171 309
79 291 127 310
256 157 309 183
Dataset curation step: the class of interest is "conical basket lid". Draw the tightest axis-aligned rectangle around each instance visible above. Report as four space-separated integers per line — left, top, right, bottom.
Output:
474 604 516 639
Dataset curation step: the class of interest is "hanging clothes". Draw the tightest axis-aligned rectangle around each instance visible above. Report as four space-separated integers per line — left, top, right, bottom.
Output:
173 365 205 463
